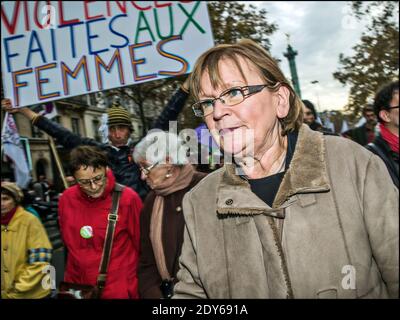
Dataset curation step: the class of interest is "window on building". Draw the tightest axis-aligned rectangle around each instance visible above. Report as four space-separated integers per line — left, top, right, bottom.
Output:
71 117 80 135
92 119 101 142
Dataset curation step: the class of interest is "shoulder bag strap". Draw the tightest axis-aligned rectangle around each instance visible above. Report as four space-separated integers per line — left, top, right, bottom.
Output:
96 183 124 296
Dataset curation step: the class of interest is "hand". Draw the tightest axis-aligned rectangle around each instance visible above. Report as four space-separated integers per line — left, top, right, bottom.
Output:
1 98 37 120
1 98 20 114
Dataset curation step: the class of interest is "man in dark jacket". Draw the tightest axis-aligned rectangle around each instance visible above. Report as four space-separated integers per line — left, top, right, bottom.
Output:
343 105 377 146
366 81 399 188
2 80 190 200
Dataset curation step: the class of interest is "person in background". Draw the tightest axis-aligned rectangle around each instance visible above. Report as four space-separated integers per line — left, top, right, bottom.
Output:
1 182 52 299
1 78 191 200
58 145 142 299
172 39 398 299
21 189 42 222
301 99 333 133
32 175 49 202
343 105 377 146
134 131 206 299
366 81 399 188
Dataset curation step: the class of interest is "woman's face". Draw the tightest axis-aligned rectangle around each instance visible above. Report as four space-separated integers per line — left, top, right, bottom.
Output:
199 57 289 161
303 106 315 125
1 193 16 216
74 166 107 198
139 160 174 190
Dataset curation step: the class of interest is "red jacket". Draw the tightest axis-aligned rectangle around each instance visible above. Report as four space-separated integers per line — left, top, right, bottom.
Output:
58 170 143 299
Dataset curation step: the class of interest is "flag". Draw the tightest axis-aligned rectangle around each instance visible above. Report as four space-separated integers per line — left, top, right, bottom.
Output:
32 102 57 119
1 113 31 188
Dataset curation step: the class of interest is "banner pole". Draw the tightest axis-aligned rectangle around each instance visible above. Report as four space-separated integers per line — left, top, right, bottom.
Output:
48 136 68 190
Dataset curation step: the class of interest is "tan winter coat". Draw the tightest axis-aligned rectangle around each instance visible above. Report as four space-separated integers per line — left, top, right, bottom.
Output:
173 124 399 299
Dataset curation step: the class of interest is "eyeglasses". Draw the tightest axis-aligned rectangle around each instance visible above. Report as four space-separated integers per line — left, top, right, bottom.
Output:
140 162 159 176
387 106 399 109
76 173 105 187
192 83 280 118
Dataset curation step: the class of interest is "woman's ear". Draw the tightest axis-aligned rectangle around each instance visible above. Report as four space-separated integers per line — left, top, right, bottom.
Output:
379 109 390 123
276 85 291 119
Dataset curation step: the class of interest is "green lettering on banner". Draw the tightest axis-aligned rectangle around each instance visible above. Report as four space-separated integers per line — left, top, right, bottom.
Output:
135 11 156 44
178 2 205 36
154 6 174 40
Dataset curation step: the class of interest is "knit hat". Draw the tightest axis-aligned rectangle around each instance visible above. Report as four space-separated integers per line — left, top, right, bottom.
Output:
1 182 24 204
107 104 133 131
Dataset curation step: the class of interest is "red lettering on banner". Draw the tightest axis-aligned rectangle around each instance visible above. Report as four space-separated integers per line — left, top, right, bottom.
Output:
34 1 51 29
1 1 21 35
154 2 172 8
130 1 151 11
23 1 30 31
84 1 104 20
106 1 128 17
58 1 81 26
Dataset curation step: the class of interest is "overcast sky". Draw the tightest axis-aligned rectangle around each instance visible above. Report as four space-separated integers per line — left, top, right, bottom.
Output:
244 1 375 112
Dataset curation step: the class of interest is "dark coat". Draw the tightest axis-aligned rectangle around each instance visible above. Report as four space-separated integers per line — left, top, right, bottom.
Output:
343 124 375 146
138 171 206 298
34 88 189 200
366 134 399 188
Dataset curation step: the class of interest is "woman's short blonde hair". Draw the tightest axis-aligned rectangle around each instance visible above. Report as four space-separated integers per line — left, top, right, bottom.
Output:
190 39 303 135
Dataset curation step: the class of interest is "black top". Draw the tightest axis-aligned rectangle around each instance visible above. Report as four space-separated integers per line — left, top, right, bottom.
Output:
366 134 399 188
248 131 298 207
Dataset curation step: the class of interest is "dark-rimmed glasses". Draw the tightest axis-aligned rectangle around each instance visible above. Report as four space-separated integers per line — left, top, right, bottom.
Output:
192 83 280 117
76 173 105 187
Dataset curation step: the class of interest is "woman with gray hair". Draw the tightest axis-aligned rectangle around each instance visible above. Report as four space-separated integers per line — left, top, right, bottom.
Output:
133 131 206 299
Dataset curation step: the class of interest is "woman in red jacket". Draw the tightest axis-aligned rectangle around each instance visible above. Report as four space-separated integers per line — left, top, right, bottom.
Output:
58 146 143 299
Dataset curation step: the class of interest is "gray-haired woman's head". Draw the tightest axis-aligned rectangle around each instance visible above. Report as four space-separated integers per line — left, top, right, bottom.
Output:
133 130 189 166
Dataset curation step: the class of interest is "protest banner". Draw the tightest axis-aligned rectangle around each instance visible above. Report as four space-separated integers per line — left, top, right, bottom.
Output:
1 1 214 107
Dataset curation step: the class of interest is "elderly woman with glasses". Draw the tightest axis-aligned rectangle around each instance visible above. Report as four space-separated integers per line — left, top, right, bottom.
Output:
172 39 398 299
58 145 143 299
133 131 206 299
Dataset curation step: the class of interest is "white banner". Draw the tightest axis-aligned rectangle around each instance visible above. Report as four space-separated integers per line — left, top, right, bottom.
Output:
1 1 214 107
